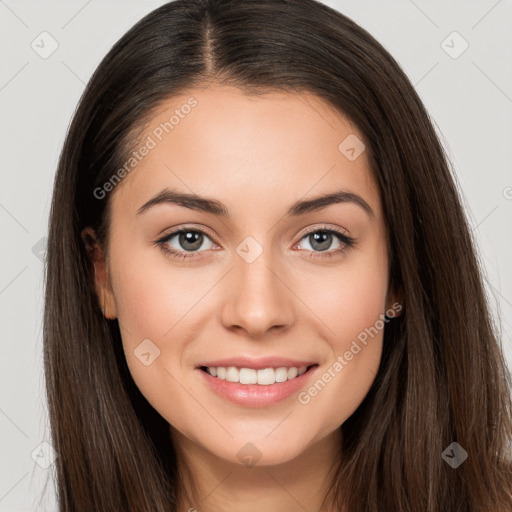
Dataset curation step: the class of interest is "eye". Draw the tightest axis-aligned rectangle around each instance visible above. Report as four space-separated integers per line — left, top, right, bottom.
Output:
155 227 217 261
295 225 356 260
154 224 356 262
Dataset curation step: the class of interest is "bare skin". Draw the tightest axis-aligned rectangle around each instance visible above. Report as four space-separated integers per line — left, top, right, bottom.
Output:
83 85 401 512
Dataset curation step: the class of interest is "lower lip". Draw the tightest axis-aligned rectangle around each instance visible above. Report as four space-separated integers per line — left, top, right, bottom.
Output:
195 365 319 408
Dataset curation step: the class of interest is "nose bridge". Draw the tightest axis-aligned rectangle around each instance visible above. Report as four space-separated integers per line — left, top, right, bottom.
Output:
220 233 294 337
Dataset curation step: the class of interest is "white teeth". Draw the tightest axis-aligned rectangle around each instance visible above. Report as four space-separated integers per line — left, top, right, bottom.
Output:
226 366 239 383
275 367 288 382
287 367 298 379
205 365 312 385
257 368 275 385
240 368 257 384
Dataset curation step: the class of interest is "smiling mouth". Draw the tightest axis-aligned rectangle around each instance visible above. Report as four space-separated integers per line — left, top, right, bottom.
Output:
199 364 319 385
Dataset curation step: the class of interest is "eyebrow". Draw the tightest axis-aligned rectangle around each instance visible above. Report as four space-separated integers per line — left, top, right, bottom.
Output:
136 187 374 219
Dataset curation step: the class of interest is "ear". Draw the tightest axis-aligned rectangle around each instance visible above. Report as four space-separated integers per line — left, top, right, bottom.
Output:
81 227 118 320
385 282 404 319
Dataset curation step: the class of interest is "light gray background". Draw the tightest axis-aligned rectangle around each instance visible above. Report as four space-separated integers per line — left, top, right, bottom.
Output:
1 1 511 510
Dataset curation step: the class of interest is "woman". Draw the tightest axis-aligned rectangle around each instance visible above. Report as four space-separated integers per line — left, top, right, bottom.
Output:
43 0 512 510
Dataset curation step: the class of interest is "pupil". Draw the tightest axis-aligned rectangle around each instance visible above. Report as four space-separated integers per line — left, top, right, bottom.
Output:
180 231 202 251
310 232 331 251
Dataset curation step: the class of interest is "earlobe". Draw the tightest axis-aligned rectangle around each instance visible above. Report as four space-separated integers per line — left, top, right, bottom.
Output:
81 227 118 320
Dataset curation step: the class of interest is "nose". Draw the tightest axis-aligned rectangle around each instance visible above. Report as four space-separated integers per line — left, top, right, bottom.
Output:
220 246 295 339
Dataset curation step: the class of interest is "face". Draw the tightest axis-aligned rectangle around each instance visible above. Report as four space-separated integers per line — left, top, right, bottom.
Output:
86 85 399 466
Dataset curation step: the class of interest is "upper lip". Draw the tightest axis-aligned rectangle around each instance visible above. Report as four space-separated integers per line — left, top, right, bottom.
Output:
197 357 318 370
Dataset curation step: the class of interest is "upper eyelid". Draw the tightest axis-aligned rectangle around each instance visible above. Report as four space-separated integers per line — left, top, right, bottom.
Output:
300 224 350 237
156 224 218 244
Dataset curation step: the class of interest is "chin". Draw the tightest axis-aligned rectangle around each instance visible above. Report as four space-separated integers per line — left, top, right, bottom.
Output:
204 433 315 469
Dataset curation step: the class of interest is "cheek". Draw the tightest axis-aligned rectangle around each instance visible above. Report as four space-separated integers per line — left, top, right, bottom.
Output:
292 242 388 422
111 261 196 420
299 238 389 349
111 235 197 339
106 242 184 390
115 268 174 338
295 290 386 433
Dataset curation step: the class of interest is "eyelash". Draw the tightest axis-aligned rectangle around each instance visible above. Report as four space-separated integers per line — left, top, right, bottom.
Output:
154 224 356 262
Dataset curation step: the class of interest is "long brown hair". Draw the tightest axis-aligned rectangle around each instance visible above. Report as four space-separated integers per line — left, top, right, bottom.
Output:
43 0 512 510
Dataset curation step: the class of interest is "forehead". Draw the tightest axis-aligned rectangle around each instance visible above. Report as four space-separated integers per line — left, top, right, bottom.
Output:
110 85 381 221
